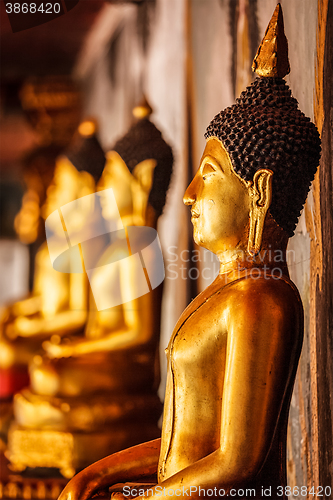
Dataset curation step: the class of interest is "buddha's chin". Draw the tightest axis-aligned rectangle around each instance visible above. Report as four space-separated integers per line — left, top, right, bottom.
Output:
192 227 201 246
192 228 211 251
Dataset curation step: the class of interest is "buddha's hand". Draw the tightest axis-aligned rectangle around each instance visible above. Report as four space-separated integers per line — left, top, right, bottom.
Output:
109 483 157 500
43 340 74 358
57 471 99 500
7 316 43 338
111 493 127 500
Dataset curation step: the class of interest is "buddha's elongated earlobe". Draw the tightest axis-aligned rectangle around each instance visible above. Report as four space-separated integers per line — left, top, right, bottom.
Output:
132 159 157 225
248 169 273 256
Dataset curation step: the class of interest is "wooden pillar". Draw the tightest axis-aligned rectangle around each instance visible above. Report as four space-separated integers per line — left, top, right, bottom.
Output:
308 0 333 491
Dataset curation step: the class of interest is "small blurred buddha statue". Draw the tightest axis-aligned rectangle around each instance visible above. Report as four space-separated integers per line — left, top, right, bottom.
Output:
15 77 82 248
7 102 174 478
14 145 63 248
54 5 321 500
0 121 106 400
12 80 82 348
20 77 82 149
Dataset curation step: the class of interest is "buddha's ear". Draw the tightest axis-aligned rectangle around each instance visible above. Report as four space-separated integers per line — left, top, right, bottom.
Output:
132 159 157 225
248 169 273 256
132 159 157 194
100 151 133 186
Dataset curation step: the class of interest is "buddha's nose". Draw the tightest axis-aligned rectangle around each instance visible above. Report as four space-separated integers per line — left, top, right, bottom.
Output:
183 177 197 206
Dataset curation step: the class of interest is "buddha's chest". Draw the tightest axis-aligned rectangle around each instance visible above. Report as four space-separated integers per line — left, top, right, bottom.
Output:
167 293 228 392
159 293 229 479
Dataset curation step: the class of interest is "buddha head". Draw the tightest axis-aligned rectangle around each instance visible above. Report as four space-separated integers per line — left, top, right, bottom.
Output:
98 102 173 227
184 4 321 261
42 120 106 231
64 119 106 183
20 77 81 148
42 120 105 246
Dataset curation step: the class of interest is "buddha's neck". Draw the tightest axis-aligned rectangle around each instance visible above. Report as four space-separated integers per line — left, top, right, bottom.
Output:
218 216 290 278
217 246 289 281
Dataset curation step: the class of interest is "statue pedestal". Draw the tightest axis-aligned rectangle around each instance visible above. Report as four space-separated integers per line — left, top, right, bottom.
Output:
7 389 162 478
8 423 161 479
0 450 68 500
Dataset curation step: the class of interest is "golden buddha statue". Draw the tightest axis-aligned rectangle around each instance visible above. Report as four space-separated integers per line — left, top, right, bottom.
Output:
0 121 106 400
56 5 321 500
20 77 81 149
14 145 61 247
13 77 82 247
7 103 174 478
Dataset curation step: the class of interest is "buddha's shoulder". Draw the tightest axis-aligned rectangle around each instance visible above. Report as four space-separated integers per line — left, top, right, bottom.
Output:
177 274 302 329
223 273 303 318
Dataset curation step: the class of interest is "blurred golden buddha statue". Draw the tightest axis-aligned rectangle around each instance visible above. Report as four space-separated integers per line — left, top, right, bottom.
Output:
54 5 321 499
14 145 62 247
20 77 82 149
0 121 106 400
14 77 82 247
7 103 174 478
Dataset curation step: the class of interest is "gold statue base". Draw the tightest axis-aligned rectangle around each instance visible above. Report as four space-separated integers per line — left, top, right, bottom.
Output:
7 388 162 478
13 388 162 432
0 449 68 500
7 421 161 479
0 477 66 500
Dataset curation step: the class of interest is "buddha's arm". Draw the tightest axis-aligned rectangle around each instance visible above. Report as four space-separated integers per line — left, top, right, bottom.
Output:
7 273 88 338
44 326 138 357
11 296 43 317
43 252 157 358
0 245 53 325
0 297 42 336
44 264 152 358
10 310 87 337
43 298 146 357
58 439 161 500
136 280 302 499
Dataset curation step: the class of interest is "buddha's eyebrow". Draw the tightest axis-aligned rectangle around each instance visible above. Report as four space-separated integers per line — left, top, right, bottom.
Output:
200 155 223 173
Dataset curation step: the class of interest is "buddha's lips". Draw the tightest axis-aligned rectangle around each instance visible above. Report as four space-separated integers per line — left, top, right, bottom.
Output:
191 209 200 219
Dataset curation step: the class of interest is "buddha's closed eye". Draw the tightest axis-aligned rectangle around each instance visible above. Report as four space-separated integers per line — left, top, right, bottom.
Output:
202 163 216 180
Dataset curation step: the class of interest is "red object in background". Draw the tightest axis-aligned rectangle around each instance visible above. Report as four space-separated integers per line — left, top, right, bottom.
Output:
0 368 30 399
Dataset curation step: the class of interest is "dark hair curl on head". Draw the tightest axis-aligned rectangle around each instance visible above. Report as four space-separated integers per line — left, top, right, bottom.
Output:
65 133 106 182
205 77 321 236
112 118 173 218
